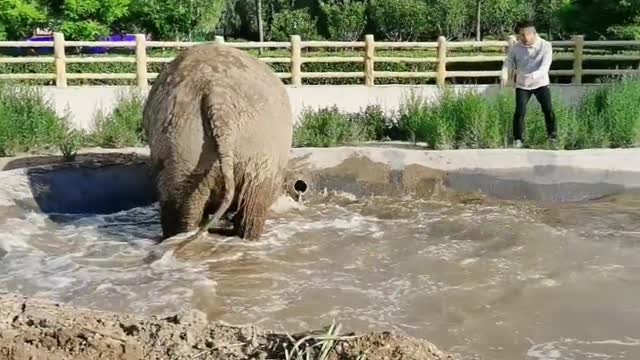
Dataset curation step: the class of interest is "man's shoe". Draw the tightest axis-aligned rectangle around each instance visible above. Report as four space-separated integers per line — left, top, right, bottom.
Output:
548 138 558 150
513 139 523 149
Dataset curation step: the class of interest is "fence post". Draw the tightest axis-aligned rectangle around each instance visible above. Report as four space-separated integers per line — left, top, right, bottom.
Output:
290 35 302 86
364 34 375 86
436 36 447 87
53 32 66 88
135 34 148 89
500 35 516 87
215 36 225 44
572 35 584 85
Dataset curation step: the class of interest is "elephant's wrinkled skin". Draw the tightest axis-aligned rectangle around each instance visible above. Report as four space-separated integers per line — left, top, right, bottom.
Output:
143 43 293 240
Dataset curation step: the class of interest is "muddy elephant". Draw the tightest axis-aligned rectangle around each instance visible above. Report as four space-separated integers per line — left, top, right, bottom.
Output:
143 43 293 240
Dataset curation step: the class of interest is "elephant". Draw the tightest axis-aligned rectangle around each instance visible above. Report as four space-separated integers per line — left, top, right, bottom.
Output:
142 43 293 241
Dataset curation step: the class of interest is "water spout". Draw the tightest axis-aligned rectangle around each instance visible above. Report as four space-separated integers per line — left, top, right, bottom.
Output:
294 179 308 203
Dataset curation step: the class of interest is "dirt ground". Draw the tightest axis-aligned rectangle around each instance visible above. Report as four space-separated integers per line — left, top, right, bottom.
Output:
0 293 455 360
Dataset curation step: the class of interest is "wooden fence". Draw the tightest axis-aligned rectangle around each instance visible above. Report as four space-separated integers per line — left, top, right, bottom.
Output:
1 33 640 87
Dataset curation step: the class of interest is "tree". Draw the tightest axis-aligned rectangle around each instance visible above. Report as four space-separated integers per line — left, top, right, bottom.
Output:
530 0 566 39
557 0 640 39
129 0 225 41
367 0 431 41
476 0 481 41
269 8 317 40
477 0 532 39
0 0 47 40
53 0 131 39
320 0 366 41
256 0 264 43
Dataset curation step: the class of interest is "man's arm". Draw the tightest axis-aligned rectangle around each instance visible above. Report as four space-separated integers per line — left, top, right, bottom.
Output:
501 47 516 85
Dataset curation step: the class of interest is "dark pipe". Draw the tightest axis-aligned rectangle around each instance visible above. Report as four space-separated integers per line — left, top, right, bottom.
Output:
294 179 308 194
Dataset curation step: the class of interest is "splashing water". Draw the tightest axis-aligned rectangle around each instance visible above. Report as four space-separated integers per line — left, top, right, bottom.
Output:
1 193 640 359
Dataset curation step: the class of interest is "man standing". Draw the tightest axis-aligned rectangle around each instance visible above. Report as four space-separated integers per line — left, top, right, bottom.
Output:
502 21 557 148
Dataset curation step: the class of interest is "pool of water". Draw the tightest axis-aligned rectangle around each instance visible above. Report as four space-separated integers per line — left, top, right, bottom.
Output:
1 192 640 359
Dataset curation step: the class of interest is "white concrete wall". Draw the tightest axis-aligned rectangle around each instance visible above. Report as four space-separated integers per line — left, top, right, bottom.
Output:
41 84 600 131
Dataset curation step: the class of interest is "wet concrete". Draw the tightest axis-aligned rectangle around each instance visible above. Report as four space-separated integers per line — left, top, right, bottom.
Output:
1 147 640 214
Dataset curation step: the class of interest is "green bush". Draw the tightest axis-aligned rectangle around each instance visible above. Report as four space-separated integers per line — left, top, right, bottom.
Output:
292 83 638 151
293 105 378 147
348 104 389 140
57 127 85 161
270 9 318 41
320 1 367 41
395 89 511 149
1 78 640 156
367 0 432 41
0 84 67 156
92 88 145 148
577 76 640 148
396 91 432 145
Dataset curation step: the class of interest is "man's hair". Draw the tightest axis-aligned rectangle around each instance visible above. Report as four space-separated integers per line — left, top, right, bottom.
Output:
515 20 535 33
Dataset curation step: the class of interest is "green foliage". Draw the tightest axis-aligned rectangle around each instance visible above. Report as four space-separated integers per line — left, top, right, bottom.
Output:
1 80 640 156
291 79 640 150
51 0 132 40
608 19 640 40
577 76 640 148
396 91 431 145
128 0 225 41
56 127 85 161
320 0 366 41
92 88 145 148
557 0 640 40
0 83 66 156
293 105 377 147
349 104 388 140
1 0 640 43
270 8 318 41
479 0 532 38
0 0 47 40
396 89 510 149
367 0 430 41
433 0 469 39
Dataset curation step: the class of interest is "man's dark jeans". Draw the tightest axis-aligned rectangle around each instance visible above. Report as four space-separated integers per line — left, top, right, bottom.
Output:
513 85 557 142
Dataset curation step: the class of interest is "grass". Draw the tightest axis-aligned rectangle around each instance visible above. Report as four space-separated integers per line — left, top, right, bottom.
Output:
91 88 146 148
577 76 640 148
293 105 387 147
0 84 144 157
0 84 68 156
279 321 367 360
0 77 639 157
293 76 640 149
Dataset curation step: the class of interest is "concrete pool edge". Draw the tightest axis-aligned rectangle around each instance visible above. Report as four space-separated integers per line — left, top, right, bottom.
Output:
2 146 640 210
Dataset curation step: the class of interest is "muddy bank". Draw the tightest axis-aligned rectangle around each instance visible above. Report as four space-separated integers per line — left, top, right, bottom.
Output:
0 294 455 360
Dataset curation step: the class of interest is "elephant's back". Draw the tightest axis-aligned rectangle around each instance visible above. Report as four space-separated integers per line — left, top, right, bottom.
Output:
145 44 290 133
143 43 292 173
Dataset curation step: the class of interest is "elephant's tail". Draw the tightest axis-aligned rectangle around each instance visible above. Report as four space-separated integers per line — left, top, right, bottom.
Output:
174 91 237 252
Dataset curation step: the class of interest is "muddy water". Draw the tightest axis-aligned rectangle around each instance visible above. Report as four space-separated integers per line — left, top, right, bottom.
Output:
1 193 640 360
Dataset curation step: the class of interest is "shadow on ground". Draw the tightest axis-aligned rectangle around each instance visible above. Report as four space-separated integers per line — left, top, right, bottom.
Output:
4 152 160 242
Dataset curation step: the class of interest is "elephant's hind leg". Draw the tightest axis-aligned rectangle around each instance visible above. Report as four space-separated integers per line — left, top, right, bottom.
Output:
234 178 277 240
181 125 236 242
159 197 181 239
157 162 213 239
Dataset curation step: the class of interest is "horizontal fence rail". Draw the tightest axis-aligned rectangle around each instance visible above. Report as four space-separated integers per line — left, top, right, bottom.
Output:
1 33 640 87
